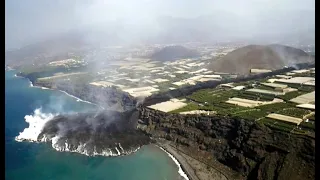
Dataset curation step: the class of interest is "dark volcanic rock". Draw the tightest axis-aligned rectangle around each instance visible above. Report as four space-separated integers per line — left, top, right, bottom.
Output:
38 110 151 156
137 107 315 180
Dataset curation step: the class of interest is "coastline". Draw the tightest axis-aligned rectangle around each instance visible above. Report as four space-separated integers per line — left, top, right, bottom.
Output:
156 143 199 180
155 142 229 180
14 73 104 110
13 72 196 180
58 89 104 110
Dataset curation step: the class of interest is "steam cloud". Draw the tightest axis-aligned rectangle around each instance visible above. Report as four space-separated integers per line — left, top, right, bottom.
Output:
16 108 151 157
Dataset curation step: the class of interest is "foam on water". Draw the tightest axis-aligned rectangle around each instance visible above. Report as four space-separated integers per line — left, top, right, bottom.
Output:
119 143 125 153
115 147 121 155
32 85 49 90
14 73 103 110
59 90 103 109
159 147 189 180
49 139 140 157
15 109 140 157
14 74 34 87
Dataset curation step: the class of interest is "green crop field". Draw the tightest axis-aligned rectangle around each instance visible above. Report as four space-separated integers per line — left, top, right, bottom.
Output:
299 122 315 131
276 108 311 118
231 109 268 121
169 71 315 136
298 86 315 93
261 118 296 132
187 89 239 104
170 103 201 113
240 91 275 101
277 91 305 101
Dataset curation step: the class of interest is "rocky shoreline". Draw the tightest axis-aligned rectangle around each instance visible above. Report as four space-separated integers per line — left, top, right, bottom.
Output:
157 144 193 180
156 141 230 180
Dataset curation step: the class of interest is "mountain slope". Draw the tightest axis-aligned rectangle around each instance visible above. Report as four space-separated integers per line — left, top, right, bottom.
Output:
5 32 88 67
208 44 314 75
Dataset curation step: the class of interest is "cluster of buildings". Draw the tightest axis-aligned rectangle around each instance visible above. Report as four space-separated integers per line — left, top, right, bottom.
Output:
48 58 87 68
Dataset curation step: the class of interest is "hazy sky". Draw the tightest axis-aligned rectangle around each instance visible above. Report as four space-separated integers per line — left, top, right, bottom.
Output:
5 0 315 49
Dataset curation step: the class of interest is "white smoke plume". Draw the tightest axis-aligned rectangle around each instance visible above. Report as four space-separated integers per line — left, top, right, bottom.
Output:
15 108 56 142
15 108 150 157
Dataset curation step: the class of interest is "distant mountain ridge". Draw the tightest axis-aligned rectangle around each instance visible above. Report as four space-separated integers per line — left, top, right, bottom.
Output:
208 44 314 75
5 32 89 67
150 45 200 61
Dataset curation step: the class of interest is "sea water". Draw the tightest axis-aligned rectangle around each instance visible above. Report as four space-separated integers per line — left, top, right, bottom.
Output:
5 70 183 180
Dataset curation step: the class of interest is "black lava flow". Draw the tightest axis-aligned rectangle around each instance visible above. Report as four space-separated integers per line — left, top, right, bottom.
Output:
37 109 151 155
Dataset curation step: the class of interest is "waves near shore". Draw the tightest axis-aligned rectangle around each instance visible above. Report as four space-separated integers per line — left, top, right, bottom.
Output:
159 146 189 180
19 74 101 108
15 109 149 157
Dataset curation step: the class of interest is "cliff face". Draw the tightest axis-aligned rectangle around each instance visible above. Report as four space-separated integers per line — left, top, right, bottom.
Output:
137 107 315 180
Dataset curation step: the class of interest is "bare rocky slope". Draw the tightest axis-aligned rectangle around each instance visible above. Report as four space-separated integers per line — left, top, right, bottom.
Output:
208 44 314 75
137 107 315 180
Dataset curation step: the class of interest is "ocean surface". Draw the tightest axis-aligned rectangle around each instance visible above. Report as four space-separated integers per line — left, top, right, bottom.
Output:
5 70 182 180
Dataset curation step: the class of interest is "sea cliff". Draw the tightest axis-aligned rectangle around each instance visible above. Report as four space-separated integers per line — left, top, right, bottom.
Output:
137 107 315 180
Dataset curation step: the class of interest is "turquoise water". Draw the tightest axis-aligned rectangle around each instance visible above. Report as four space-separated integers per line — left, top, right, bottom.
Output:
5 70 181 180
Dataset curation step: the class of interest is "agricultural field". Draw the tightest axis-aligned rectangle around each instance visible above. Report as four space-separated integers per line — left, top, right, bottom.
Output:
276 107 311 118
266 113 303 125
225 97 283 107
19 55 237 98
290 91 315 104
147 99 188 112
278 91 306 101
169 69 315 134
186 89 239 104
